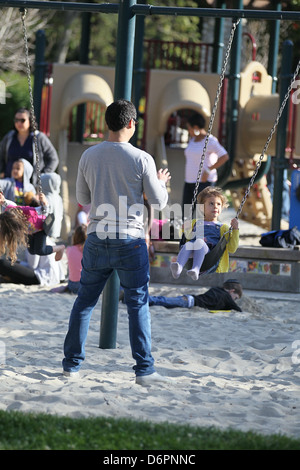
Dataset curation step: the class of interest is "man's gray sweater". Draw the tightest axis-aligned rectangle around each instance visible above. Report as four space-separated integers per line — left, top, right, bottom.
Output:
76 141 168 238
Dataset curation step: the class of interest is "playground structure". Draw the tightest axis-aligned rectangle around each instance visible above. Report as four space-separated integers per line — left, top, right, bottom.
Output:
47 56 300 236
37 30 300 297
1 1 300 349
1 2 298 236
144 58 298 231
49 64 115 235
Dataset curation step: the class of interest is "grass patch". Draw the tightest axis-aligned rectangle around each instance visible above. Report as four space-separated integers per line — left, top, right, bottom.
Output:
0 410 299 450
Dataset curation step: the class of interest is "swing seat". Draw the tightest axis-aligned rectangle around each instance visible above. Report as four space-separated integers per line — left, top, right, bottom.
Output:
180 234 228 273
200 234 228 273
43 213 55 235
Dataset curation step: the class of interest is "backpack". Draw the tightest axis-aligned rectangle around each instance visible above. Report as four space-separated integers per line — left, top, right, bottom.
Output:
259 226 300 249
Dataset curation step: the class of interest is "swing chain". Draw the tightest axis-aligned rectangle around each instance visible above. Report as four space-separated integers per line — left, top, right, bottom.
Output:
190 18 241 216
20 8 45 211
235 57 300 223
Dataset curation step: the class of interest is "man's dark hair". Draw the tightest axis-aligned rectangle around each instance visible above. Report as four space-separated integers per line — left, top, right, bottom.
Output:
223 279 243 298
105 99 137 132
187 112 206 129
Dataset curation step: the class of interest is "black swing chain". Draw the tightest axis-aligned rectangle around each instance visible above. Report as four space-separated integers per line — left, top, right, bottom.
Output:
182 18 240 244
189 18 241 220
20 8 46 213
19 7 300 231
190 18 300 240
235 57 300 224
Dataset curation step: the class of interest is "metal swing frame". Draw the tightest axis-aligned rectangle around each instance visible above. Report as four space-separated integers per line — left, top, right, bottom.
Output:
9 1 300 350
20 8 44 206
180 14 300 272
180 18 240 273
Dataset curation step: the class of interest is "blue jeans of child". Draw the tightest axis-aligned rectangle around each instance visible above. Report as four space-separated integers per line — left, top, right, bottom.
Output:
62 232 155 377
149 295 194 309
28 230 53 256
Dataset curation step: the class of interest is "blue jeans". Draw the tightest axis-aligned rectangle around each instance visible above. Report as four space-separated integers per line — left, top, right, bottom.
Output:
149 295 194 309
62 233 155 377
67 280 80 294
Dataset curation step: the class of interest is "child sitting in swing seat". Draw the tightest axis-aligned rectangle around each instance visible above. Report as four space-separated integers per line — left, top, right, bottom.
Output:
171 186 239 280
0 190 65 264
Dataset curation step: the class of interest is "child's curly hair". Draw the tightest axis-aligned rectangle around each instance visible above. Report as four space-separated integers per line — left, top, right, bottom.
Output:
0 209 29 264
197 186 229 208
73 224 87 246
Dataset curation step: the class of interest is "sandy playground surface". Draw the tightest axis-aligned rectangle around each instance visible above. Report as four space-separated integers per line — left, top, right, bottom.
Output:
0 276 299 439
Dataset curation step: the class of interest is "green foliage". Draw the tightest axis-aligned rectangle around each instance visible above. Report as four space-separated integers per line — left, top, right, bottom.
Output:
43 0 201 66
0 72 31 140
145 0 201 42
88 12 119 66
0 410 299 450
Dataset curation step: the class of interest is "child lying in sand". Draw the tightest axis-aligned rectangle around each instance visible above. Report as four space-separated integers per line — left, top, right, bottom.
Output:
148 279 243 312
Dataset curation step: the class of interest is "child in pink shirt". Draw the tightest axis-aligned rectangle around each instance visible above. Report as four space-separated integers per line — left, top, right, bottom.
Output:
51 224 87 294
66 225 87 293
0 191 65 263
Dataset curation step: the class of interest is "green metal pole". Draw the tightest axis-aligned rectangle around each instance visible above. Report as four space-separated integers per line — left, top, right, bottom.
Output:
265 0 281 219
271 40 293 230
33 29 46 128
99 271 120 349
2 1 300 20
217 0 243 187
268 0 281 94
76 12 91 142
131 0 146 146
99 0 137 349
212 0 226 74
114 0 137 101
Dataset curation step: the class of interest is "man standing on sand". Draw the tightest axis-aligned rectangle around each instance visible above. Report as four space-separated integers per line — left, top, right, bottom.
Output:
62 99 171 386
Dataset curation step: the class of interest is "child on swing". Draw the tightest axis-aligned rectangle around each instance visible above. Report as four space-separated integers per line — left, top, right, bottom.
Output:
0 191 65 264
171 186 239 280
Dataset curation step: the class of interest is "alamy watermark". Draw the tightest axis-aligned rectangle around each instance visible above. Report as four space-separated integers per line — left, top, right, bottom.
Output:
0 340 6 365
291 80 300 105
292 340 300 365
94 197 205 242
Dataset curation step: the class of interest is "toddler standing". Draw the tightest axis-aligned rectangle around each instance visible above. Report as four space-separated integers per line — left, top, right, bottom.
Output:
51 224 87 294
66 225 87 293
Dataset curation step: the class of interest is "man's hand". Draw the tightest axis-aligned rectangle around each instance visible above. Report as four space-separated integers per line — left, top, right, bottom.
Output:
157 168 171 183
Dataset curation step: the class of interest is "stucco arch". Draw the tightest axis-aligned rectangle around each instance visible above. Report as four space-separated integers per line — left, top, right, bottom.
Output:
60 72 114 129
50 69 114 238
157 77 211 135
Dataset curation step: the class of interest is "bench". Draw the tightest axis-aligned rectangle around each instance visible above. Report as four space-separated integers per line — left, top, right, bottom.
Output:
150 241 300 293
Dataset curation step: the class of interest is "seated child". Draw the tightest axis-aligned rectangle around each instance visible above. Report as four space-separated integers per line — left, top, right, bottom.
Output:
41 173 64 239
0 238 65 287
171 186 239 280
0 158 36 205
51 224 87 294
0 191 65 264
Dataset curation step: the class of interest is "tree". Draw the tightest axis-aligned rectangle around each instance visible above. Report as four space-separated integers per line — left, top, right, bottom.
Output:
144 0 201 42
0 8 52 73
44 0 201 66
